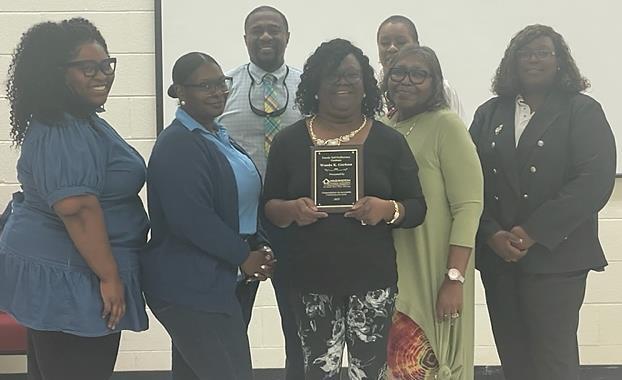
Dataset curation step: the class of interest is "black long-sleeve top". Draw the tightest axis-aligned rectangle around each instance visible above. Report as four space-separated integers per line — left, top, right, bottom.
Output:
264 119 426 295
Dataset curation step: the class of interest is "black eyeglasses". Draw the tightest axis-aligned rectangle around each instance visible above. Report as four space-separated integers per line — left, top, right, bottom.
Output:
64 57 117 77
247 64 290 117
183 77 233 94
516 49 556 61
323 71 362 85
388 67 431 85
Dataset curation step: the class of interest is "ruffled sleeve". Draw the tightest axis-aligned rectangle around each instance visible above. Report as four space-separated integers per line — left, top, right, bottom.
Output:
27 117 106 207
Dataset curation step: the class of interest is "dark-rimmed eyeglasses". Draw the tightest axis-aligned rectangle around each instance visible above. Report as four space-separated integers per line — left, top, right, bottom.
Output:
64 57 117 77
388 68 430 85
516 49 556 61
323 71 362 85
247 64 290 118
183 76 233 94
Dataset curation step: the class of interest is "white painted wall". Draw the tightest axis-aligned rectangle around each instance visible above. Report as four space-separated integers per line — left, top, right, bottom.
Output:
0 0 620 374
160 0 622 173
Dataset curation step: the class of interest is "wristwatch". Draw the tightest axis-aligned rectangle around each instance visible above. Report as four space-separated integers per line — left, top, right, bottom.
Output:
447 268 465 284
386 200 400 225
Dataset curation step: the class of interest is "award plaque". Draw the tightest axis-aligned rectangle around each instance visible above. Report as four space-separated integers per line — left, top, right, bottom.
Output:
311 145 363 213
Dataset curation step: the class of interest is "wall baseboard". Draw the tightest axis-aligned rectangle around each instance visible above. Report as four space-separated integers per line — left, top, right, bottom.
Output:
0 366 621 379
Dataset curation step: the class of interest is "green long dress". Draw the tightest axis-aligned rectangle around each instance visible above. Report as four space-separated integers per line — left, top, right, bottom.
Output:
383 109 483 380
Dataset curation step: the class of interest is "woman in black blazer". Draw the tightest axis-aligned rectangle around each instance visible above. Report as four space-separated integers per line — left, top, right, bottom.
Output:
470 24 616 380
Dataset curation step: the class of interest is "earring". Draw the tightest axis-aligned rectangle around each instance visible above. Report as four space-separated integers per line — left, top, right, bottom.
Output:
180 100 186 106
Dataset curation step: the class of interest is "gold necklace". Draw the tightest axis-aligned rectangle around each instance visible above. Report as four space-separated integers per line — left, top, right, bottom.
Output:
308 115 367 146
392 113 416 137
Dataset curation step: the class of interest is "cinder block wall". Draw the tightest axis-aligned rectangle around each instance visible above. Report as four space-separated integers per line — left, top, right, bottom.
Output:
0 1 620 374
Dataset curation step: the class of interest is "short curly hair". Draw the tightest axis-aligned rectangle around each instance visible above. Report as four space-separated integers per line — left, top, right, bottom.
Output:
6 17 109 146
295 38 382 117
492 24 589 97
381 44 448 113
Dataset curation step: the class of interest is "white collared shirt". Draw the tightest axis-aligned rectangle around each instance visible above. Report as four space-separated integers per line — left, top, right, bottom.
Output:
515 95 535 147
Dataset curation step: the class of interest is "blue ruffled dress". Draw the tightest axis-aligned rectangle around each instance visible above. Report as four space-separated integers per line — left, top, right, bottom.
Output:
0 112 149 337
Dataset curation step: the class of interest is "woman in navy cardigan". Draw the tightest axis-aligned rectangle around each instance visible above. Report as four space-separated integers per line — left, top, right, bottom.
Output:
141 52 274 380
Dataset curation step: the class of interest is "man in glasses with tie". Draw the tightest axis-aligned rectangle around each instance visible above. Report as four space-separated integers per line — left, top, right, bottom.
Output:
218 5 304 380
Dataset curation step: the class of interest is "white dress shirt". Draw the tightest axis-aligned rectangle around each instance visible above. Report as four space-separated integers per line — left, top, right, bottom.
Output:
515 95 535 147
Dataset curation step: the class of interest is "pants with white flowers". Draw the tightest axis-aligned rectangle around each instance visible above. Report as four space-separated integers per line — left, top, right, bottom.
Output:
292 287 397 380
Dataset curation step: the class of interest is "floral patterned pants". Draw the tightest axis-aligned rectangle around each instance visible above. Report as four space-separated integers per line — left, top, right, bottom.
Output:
292 287 397 380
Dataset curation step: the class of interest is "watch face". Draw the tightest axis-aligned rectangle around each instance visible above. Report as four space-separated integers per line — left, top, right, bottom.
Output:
448 268 460 280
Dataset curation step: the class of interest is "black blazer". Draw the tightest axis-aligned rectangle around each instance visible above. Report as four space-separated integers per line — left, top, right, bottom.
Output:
470 91 616 274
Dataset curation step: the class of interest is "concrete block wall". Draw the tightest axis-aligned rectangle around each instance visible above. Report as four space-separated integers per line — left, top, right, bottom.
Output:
0 0 160 373
0 0 620 374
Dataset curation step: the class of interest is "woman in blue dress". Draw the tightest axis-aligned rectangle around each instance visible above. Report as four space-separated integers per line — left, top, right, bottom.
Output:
0 18 149 380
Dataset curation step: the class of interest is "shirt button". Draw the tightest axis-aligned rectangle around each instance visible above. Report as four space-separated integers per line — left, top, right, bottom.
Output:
491 141 496 148
530 166 537 173
523 193 529 199
537 140 544 147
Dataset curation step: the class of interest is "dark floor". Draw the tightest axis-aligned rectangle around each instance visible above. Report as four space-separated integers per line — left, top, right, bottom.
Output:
1 366 622 380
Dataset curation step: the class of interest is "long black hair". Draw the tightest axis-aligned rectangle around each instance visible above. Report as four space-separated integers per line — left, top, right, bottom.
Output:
295 38 382 117
492 24 589 97
6 17 108 146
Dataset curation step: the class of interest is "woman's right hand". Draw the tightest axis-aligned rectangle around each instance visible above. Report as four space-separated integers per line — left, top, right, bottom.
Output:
288 197 328 226
487 230 527 262
100 276 126 330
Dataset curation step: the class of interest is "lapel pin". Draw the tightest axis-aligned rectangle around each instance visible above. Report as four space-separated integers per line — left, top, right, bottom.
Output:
494 124 504 135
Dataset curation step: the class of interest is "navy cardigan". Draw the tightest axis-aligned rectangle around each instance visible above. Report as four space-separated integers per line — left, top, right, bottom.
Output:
141 119 268 315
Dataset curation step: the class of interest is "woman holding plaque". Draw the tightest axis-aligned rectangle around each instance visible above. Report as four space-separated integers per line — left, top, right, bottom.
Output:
263 38 426 380
381 45 483 380
470 25 615 380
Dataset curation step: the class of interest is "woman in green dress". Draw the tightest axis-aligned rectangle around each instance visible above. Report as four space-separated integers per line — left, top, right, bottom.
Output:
382 45 483 380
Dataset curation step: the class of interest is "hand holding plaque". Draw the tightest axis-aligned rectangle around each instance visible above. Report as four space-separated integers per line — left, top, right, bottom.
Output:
344 196 396 226
289 197 329 226
311 146 364 213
